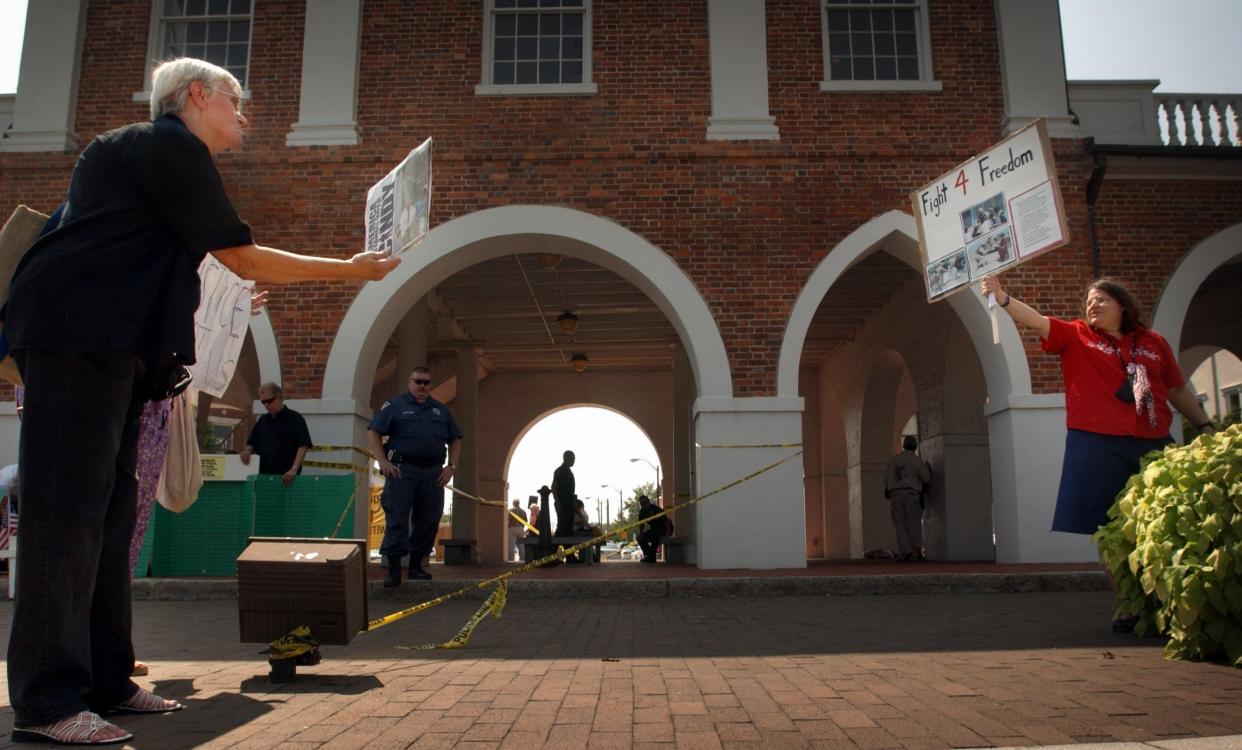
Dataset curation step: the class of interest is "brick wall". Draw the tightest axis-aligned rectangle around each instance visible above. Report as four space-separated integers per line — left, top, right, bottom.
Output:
2 0 1235 400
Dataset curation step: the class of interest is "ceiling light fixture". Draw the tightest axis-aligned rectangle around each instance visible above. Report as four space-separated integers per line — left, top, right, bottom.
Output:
536 253 561 271
557 311 579 333
570 353 589 373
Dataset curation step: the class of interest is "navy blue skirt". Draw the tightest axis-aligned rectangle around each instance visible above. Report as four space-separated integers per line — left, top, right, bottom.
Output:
1052 429 1172 535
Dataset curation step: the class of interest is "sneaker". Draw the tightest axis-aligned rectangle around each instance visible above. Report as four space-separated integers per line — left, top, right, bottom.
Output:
408 566 432 580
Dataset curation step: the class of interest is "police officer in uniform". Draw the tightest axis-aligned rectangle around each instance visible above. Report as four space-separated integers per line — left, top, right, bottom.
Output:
367 366 463 586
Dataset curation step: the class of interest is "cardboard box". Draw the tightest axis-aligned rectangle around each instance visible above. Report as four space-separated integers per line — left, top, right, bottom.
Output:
237 537 368 646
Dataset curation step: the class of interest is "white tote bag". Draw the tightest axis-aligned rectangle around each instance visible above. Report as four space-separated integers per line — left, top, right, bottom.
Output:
157 389 202 513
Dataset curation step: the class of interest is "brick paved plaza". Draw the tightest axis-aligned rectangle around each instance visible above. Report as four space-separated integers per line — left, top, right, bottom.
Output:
2 588 1240 749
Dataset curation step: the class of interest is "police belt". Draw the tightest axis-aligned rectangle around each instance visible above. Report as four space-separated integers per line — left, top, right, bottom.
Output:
386 449 444 468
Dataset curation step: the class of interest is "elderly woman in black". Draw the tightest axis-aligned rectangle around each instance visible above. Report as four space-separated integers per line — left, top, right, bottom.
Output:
4 58 399 744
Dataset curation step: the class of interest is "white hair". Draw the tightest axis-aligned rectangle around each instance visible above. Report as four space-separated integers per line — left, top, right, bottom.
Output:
149 58 240 120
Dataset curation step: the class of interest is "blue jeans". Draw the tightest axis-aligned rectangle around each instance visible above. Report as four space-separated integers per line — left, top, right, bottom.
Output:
7 350 142 726
378 465 444 561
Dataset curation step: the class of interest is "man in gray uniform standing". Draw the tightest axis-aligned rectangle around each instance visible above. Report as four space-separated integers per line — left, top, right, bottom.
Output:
367 367 462 586
884 436 931 561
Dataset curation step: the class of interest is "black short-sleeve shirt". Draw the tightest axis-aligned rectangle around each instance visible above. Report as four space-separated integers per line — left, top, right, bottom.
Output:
368 394 463 464
4 114 253 359
246 407 314 475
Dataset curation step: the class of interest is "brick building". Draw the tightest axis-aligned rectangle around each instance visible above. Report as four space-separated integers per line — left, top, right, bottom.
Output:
2 0 1239 568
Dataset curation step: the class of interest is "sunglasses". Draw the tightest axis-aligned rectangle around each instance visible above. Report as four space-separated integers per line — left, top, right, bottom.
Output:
260 397 277 405
412 378 432 386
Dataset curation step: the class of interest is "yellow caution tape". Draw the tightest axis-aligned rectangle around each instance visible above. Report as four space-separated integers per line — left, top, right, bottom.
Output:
330 491 355 538
448 485 505 507
397 580 508 650
308 445 374 457
508 510 538 535
696 442 803 449
364 449 802 635
263 625 319 659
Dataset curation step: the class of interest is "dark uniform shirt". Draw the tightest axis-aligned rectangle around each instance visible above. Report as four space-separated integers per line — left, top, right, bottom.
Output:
639 504 669 536
246 406 313 475
368 393 462 465
4 114 253 361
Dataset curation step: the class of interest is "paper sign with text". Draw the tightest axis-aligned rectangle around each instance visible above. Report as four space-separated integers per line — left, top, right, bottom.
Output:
365 137 432 257
189 255 251 398
910 118 1070 302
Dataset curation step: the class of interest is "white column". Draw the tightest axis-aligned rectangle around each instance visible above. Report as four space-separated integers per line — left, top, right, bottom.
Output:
452 347 480 542
693 397 805 569
985 394 1095 563
286 0 363 147
994 0 1079 138
672 344 695 553
705 0 779 141
396 298 428 384
0 0 87 153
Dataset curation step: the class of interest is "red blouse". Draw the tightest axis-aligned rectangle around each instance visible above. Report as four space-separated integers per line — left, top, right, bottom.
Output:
1041 317 1184 438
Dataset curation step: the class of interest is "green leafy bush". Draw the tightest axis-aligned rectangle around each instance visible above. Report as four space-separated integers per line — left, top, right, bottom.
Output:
1094 424 1242 666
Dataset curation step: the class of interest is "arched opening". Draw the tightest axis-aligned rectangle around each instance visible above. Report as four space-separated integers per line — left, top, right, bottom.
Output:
859 349 915 554
1183 347 1242 428
783 212 1012 562
1152 224 1242 440
503 405 661 554
328 206 718 561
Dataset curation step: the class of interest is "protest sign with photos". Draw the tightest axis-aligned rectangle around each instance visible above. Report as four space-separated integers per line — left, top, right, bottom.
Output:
910 118 1070 303
365 137 433 257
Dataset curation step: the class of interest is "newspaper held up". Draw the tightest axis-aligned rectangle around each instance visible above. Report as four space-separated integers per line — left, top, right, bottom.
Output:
365 137 433 257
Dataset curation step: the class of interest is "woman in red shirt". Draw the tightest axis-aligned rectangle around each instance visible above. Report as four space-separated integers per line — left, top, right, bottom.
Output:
981 276 1214 537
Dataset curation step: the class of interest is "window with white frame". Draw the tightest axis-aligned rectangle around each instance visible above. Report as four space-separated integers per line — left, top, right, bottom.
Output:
478 0 596 95
1224 387 1242 418
820 0 939 91
155 0 253 87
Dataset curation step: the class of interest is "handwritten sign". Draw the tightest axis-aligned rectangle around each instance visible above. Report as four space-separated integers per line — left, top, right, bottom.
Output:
911 118 1070 302
189 255 251 398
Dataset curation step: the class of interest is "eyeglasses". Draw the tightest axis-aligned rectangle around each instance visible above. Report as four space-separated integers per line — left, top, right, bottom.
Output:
260 397 277 405
207 86 244 115
412 379 432 386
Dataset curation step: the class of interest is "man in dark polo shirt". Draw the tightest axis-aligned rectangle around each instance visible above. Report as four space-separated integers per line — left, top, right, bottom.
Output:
241 382 313 485
367 366 462 586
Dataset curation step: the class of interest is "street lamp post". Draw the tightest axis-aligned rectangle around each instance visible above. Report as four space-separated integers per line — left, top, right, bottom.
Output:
629 457 660 499
601 483 622 529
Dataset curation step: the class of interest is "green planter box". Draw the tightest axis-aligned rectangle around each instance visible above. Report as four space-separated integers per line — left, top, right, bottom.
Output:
145 473 356 577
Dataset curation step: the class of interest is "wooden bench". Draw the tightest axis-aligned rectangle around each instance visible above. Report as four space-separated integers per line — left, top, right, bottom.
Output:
662 536 688 564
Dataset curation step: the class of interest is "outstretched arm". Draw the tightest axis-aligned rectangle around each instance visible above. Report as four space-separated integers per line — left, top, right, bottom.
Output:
213 243 399 284
981 275 1051 339
1168 385 1215 435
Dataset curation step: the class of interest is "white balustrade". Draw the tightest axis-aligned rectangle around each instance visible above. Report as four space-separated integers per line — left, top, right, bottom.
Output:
1155 94 1241 147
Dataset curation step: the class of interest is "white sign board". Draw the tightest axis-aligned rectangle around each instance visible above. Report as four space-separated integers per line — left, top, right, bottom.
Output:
911 118 1070 302
189 255 251 398
364 137 432 257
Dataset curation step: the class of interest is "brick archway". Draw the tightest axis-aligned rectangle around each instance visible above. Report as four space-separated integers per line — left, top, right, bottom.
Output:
775 210 1031 402
321 205 731 404
1152 222 1242 359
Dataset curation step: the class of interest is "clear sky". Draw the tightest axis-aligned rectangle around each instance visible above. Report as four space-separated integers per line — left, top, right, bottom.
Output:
3 1 1242 94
